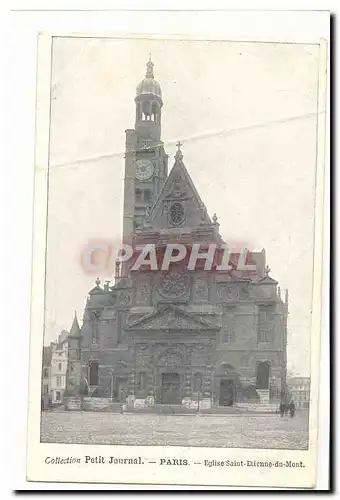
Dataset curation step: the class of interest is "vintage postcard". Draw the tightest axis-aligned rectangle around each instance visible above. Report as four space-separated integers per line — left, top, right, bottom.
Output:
26 24 328 488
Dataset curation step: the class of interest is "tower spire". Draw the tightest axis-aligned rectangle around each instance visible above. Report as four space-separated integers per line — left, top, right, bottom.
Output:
146 55 154 78
69 311 80 337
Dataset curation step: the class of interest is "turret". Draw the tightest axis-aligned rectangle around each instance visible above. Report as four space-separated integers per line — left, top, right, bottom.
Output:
135 55 163 143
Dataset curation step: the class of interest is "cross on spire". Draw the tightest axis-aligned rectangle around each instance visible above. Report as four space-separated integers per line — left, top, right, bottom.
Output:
175 141 184 161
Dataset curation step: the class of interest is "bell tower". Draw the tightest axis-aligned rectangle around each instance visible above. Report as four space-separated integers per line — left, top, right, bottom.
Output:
123 57 168 246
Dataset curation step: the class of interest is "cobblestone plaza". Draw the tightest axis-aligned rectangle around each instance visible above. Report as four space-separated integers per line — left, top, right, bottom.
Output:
41 411 308 450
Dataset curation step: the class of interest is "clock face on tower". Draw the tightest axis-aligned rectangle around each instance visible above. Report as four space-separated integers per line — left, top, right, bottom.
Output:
135 159 154 181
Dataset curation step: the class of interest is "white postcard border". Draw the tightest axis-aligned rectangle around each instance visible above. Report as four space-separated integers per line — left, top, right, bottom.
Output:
26 25 329 488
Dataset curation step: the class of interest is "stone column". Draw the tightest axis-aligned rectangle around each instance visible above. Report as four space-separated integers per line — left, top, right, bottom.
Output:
202 374 212 397
127 371 135 395
183 371 192 398
199 371 212 409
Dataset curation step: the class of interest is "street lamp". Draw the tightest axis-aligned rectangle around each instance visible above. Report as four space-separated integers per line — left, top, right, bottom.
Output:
109 370 114 402
196 374 202 415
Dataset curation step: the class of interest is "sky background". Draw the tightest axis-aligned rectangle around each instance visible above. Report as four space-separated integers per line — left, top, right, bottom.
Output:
45 36 322 376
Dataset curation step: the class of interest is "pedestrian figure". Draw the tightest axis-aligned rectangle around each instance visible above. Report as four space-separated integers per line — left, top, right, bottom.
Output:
279 402 285 417
289 401 296 418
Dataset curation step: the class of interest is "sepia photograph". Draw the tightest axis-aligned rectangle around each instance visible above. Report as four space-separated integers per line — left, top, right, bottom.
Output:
39 35 321 451
22 15 329 487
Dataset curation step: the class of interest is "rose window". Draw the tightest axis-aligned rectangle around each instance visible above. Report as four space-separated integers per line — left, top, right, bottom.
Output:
169 202 185 226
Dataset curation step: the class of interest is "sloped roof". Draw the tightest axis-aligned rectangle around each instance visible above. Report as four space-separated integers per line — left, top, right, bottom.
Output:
42 345 52 366
69 312 81 338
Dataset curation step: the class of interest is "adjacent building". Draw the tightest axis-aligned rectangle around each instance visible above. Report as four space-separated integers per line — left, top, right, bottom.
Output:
41 346 52 409
287 376 310 410
49 331 68 404
63 58 289 408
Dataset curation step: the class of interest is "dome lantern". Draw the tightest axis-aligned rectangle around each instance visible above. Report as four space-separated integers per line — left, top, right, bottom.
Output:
136 55 162 101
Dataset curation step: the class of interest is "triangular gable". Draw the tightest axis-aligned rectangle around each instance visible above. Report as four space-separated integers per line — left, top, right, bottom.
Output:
259 275 278 285
147 150 212 230
126 303 216 331
259 265 278 284
89 285 104 295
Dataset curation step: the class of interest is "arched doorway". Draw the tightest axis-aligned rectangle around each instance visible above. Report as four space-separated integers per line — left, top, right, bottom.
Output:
219 379 234 406
218 364 238 406
161 373 181 404
256 361 270 389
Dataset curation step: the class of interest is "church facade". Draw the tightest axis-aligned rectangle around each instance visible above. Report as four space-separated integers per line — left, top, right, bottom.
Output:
65 59 288 408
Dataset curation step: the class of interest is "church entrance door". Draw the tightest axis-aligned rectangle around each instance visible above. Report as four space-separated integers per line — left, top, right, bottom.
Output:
116 377 128 402
256 361 270 390
161 373 181 404
219 379 234 406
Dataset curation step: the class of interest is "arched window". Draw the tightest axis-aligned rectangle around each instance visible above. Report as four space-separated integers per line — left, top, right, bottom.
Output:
256 361 270 389
151 102 158 122
144 190 152 203
221 363 235 372
138 372 147 390
89 361 99 386
142 101 151 120
193 373 202 392
136 102 142 121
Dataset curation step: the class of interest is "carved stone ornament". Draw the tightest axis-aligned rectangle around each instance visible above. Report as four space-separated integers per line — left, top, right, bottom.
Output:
137 282 151 305
194 278 209 303
158 351 182 368
159 272 189 298
217 284 243 301
137 343 148 351
119 292 131 306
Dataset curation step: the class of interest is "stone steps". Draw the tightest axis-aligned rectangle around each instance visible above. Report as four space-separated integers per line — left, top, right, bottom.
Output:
64 397 82 411
124 404 197 415
64 398 279 415
64 397 123 412
235 402 278 413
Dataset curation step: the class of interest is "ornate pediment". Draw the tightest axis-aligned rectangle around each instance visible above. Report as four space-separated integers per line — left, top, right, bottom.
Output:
146 151 213 231
126 304 216 332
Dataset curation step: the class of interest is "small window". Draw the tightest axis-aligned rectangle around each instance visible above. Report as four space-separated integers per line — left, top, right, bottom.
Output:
56 391 61 401
43 368 49 378
44 384 49 394
138 372 147 390
144 190 152 203
135 189 142 202
193 373 202 392
58 363 62 371
223 331 235 343
56 376 61 387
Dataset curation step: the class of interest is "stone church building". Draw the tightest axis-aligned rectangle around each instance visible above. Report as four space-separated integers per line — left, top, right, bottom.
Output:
66 58 288 408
